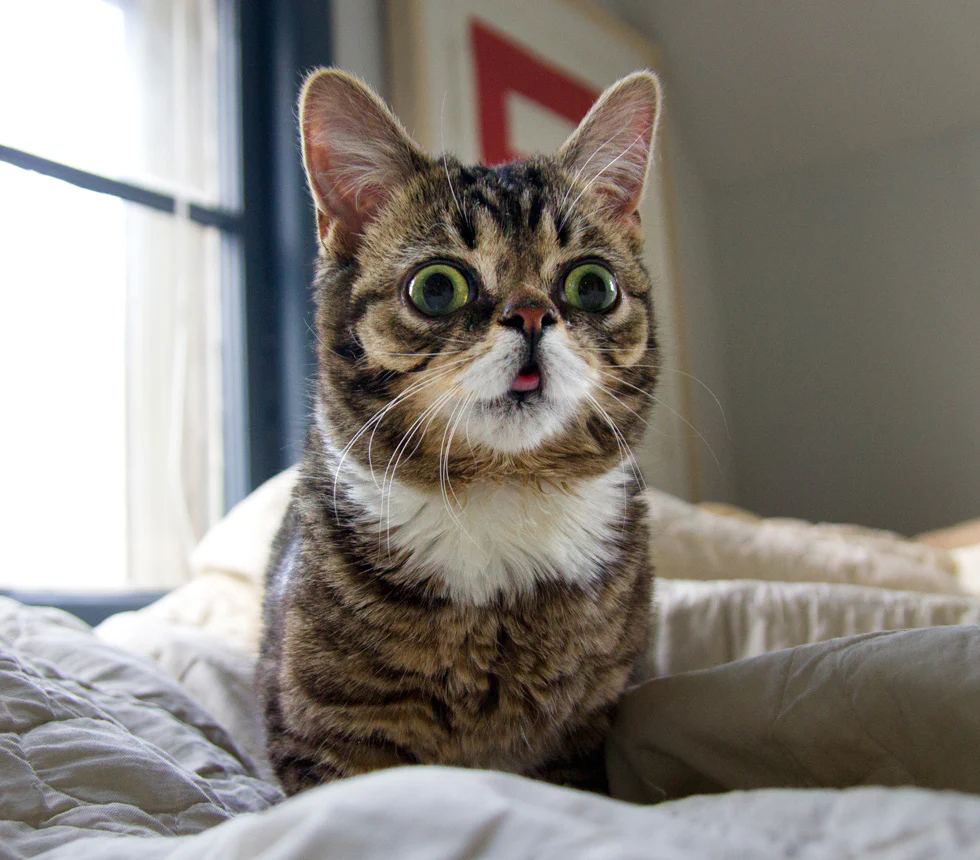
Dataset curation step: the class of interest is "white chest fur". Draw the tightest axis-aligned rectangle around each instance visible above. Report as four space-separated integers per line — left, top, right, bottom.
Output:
336 459 629 605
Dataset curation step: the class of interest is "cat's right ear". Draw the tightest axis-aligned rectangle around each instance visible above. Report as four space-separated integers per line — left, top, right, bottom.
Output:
300 69 425 254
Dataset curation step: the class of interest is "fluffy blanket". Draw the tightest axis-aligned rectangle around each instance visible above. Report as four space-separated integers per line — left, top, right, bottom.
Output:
8 471 980 856
0 597 280 857
5 596 980 858
103 469 980 678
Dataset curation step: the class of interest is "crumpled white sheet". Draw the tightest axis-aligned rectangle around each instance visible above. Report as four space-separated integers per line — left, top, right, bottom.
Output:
649 578 980 675
0 597 282 857
644 487 964 594
10 589 980 857
612 625 980 803
97 610 272 778
26 768 980 860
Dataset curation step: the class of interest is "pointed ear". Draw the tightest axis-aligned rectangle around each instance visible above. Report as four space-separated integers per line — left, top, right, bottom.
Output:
300 69 425 253
558 71 661 221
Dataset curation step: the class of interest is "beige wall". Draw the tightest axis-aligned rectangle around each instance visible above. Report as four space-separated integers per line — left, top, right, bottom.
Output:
330 0 388 97
714 124 980 534
663 122 736 502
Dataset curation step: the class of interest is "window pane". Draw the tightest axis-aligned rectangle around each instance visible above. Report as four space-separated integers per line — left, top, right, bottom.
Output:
0 165 127 590
0 0 225 205
0 164 224 590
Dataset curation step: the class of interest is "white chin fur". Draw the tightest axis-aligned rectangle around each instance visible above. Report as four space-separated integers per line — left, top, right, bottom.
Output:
455 329 593 454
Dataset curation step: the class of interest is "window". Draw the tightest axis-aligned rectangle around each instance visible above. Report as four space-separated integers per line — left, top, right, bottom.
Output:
0 0 245 591
1 0 331 605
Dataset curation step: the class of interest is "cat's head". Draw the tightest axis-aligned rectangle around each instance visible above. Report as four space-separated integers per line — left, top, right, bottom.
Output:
302 69 660 486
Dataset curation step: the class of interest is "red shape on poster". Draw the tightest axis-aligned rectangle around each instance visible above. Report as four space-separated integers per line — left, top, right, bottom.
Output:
470 19 598 165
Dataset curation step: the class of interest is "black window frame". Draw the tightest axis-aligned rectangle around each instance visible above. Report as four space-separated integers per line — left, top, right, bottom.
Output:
239 0 330 491
0 0 332 623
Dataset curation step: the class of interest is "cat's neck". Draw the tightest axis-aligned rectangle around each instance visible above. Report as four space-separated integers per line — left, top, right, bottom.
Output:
328 446 631 606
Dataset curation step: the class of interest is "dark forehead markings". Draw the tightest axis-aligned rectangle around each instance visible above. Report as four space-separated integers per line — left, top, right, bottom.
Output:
553 211 571 247
527 194 544 233
457 165 492 185
494 162 541 231
454 210 477 250
504 190 523 230
452 160 553 242
493 162 527 190
467 189 501 221
579 224 606 247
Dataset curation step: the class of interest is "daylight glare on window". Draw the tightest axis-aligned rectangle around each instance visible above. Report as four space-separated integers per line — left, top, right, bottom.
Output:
0 1 130 590
0 0 230 592
0 0 132 176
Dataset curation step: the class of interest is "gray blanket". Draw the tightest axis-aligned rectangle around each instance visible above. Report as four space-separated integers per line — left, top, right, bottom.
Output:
3 597 980 858
610 625 980 803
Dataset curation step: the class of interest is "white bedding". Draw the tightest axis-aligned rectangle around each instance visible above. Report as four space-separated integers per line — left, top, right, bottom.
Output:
107 468 980 678
45 770 980 860
7 470 980 857
0 597 281 857
6 596 980 858
651 577 980 675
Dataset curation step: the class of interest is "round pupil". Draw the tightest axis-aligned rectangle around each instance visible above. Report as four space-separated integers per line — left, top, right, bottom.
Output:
422 271 456 312
577 271 610 310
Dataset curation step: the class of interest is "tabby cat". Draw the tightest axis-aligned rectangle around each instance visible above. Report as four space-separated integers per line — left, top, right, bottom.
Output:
258 68 662 795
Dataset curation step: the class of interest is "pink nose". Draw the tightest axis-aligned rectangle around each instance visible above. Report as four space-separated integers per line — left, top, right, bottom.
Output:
507 306 547 331
500 304 557 342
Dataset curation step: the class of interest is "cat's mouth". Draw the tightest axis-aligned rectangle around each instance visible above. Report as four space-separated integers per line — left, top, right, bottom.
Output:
457 334 591 453
510 361 541 396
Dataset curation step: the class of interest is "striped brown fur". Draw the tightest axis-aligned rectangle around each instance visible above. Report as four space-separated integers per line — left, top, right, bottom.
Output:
259 69 662 795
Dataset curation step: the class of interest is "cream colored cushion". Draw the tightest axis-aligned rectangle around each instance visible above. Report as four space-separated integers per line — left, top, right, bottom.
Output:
646 488 963 595
105 471 980 676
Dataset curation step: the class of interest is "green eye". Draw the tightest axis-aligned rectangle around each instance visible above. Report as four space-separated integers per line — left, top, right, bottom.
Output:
563 263 618 312
408 263 470 316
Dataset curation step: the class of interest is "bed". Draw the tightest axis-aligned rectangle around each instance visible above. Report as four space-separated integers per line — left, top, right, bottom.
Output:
4 471 980 858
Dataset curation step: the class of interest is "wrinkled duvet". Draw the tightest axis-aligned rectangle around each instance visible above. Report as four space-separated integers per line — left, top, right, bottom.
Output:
5 597 980 858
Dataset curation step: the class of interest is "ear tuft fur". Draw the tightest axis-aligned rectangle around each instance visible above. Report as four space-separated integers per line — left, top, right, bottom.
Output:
558 71 661 221
300 69 425 252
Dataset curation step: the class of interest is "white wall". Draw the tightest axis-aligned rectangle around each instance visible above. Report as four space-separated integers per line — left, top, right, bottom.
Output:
664 123 735 502
329 0 387 98
715 124 980 534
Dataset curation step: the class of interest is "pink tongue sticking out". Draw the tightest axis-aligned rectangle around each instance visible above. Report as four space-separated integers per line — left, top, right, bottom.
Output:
511 368 541 392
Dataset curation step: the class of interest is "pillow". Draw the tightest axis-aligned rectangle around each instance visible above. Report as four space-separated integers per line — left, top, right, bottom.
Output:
644 489 964 595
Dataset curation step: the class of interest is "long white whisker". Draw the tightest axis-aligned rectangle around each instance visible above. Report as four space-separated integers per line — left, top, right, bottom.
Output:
587 391 644 481
444 393 474 513
438 398 476 544
659 367 730 437
381 387 459 555
591 378 649 426
332 362 466 512
558 132 644 232
597 369 722 473
332 371 447 507
368 348 469 358
364 355 473 479
584 394 641 533
441 91 466 225
359 366 459 486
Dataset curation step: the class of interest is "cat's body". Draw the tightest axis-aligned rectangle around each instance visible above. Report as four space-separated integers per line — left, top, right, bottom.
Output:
259 70 662 795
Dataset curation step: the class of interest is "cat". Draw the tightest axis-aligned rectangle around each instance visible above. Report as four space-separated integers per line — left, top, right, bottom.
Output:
258 67 661 796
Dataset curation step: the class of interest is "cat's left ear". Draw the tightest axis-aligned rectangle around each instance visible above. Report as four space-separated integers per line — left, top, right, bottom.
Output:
558 71 661 222
300 69 426 253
